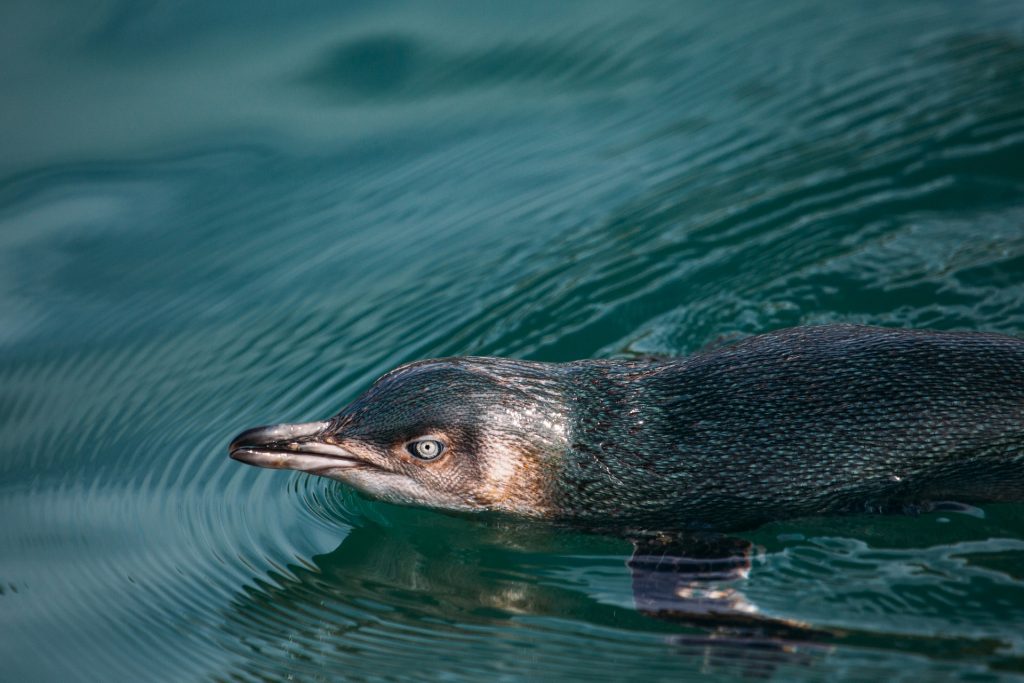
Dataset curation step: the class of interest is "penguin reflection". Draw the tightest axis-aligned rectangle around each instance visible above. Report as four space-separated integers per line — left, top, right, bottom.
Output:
219 517 829 678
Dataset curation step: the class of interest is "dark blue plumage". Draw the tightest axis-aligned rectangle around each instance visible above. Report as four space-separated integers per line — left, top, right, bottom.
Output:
556 325 1024 530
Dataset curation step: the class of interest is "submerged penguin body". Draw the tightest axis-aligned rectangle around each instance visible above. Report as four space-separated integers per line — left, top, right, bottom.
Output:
230 325 1024 532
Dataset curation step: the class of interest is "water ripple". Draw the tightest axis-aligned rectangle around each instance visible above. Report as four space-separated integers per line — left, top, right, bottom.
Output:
3 0 1024 681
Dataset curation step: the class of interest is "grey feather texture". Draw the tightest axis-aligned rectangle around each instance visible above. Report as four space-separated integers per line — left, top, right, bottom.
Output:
555 325 1024 530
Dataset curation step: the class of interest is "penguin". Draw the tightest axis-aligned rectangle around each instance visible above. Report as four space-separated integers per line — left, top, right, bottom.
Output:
229 324 1024 532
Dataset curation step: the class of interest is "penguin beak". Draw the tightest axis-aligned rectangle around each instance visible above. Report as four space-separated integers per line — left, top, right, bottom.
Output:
228 420 365 474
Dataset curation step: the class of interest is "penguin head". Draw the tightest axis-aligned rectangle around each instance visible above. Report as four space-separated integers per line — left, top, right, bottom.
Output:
229 358 568 517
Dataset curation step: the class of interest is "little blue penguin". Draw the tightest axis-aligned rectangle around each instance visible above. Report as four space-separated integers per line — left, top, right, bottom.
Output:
229 324 1024 532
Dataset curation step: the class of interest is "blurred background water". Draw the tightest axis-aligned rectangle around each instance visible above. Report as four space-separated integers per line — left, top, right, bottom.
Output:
2 0 1024 680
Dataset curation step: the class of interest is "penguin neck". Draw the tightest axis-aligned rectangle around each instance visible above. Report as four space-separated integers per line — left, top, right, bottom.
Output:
552 360 689 526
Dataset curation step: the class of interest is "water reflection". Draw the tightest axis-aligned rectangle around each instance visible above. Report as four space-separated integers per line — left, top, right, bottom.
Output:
216 503 1024 679
219 518 833 679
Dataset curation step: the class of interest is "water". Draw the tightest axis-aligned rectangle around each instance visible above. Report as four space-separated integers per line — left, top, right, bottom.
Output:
2 0 1024 680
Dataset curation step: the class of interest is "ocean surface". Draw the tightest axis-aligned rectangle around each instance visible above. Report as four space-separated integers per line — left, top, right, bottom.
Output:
2 1 1024 680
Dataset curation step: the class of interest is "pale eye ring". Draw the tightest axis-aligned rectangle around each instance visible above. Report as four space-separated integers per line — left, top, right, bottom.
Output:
408 439 445 460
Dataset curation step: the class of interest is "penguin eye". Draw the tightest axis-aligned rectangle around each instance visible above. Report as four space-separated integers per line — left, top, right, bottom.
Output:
407 439 445 460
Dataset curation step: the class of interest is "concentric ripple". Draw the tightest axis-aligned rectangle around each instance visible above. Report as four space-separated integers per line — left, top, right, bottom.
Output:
2 0 1024 680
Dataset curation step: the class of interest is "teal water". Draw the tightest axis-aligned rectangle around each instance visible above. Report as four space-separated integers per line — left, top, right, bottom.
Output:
3 1 1024 680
